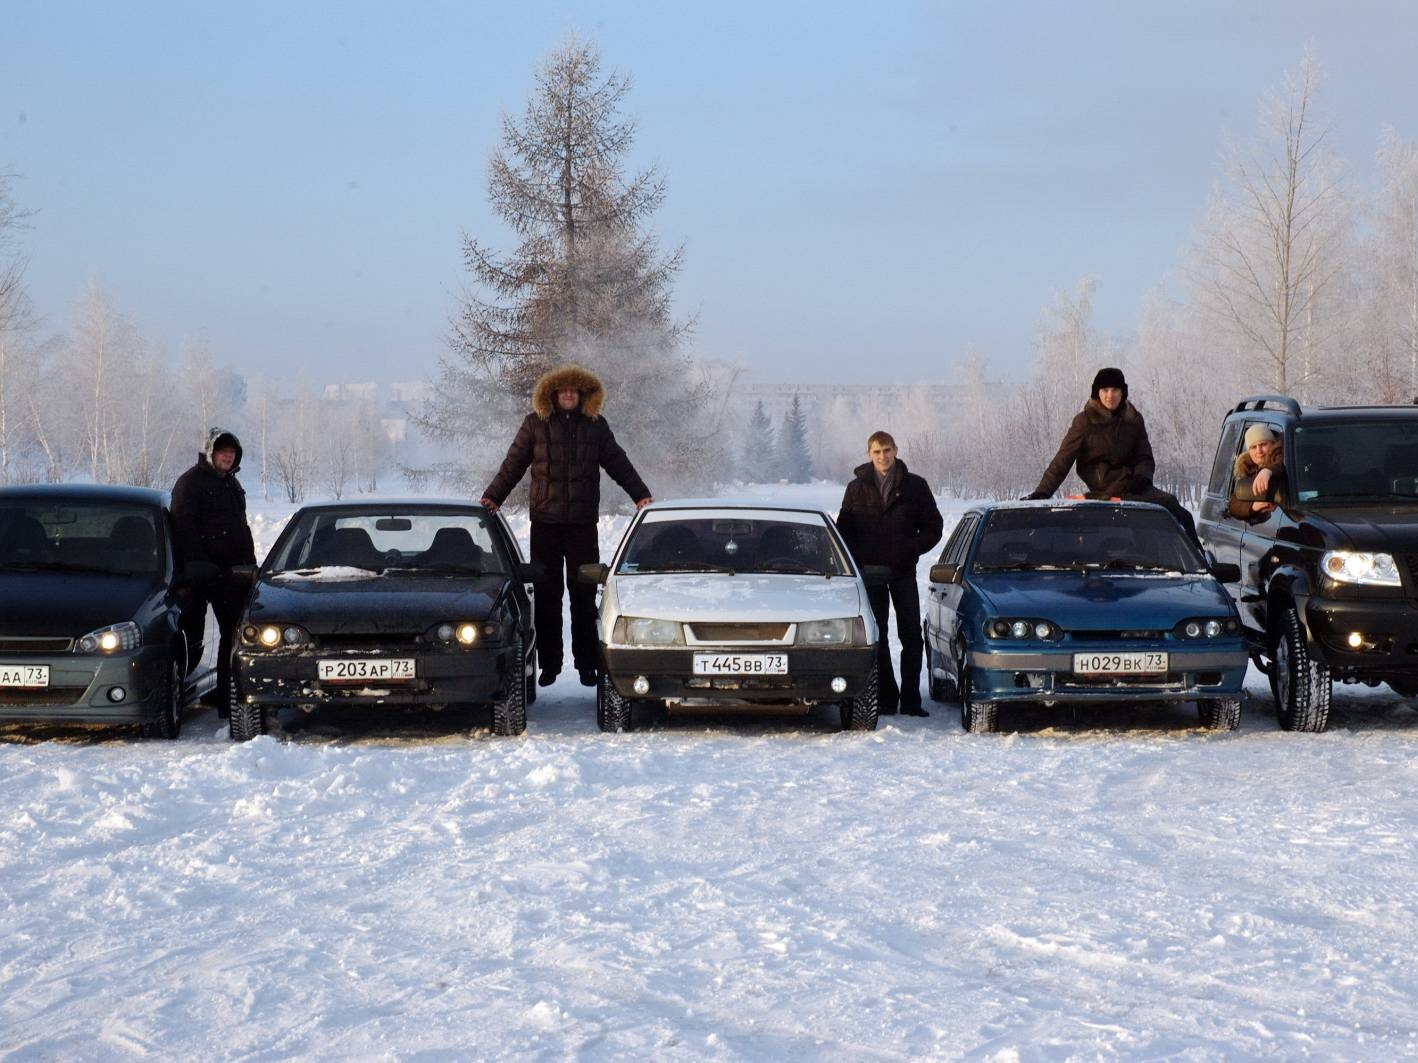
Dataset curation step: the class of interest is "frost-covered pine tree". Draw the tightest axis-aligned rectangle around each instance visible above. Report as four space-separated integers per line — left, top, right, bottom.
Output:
416 35 713 497
740 401 776 483
779 395 813 484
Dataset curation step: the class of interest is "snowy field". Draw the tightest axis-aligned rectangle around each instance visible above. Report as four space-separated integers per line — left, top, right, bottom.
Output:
3 485 1418 1060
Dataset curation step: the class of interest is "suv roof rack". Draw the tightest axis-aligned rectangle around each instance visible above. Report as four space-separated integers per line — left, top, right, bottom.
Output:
1233 395 1302 416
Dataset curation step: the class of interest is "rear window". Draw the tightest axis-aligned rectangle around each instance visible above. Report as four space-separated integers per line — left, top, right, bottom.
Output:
972 506 1205 574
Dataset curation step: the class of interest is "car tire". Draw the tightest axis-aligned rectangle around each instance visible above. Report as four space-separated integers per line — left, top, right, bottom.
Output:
596 672 633 733
524 643 537 706
228 683 268 742
1197 696 1242 731
140 658 183 740
840 664 880 731
1271 605 1331 732
492 637 528 736
957 638 997 733
925 623 955 703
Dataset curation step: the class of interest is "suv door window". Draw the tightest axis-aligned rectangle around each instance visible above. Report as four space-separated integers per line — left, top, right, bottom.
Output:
1208 421 1244 496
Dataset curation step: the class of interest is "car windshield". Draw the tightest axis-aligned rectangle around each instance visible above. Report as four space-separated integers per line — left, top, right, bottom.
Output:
1294 420 1418 504
971 507 1206 574
268 508 508 576
617 512 851 576
0 501 165 577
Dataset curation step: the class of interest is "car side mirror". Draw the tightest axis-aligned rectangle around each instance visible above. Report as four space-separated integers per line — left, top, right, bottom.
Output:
929 562 960 585
517 561 545 583
859 564 892 588
1210 562 1241 584
577 563 610 585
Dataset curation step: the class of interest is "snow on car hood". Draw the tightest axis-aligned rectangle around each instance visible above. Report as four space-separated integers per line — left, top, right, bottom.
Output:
612 573 864 622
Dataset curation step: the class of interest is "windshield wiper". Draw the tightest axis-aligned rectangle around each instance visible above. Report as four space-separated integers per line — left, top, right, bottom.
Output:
973 562 1048 572
639 561 737 573
756 560 833 575
2 560 133 575
385 565 488 576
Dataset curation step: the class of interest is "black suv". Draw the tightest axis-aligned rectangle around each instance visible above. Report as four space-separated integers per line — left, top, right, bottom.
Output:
1198 396 1418 731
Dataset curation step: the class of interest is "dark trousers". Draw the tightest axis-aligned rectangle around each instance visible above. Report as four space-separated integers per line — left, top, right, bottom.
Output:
530 521 600 675
1123 487 1199 544
868 574 923 712
178 576 246 702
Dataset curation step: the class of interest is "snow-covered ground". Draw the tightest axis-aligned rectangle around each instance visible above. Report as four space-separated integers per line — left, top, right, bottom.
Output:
3 484 1418 1059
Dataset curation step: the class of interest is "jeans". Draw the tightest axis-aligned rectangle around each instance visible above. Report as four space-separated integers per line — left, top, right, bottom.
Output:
867 574 923 712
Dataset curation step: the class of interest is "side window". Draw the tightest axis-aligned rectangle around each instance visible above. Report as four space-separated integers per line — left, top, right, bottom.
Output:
936 516 969 564
1208 421 1244 496
947 515 978 565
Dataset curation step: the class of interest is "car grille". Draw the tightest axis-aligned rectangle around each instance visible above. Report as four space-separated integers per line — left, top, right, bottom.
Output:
0 637 74 654
0 687 88 705
688 623 791 643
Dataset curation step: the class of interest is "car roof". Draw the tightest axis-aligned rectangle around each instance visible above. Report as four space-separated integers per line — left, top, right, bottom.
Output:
973 499 1168 514
0 483 169 507
644 498 831 516
292 497 486 512
1229 402 1418 425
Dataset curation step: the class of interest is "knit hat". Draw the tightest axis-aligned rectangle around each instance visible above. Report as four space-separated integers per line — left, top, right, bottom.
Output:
1244 424 1278 449
1090 367 1128 401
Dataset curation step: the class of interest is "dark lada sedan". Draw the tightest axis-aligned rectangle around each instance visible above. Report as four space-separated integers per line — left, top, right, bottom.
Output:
925 501 1248 732
0 484 190 738
230 500 537 739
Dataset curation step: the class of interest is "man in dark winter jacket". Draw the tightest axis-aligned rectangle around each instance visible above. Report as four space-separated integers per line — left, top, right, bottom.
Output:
1025 367 1198 542
170 427 257 708
836 431 944 716
482 364 652 688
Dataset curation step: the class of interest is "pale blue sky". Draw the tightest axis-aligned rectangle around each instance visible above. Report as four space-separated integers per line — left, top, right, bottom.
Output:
4 1 1417 385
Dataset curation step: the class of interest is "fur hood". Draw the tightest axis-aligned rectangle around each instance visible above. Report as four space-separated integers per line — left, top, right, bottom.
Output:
1233 441 1284 480
200 427 243 473
531 364 605 421
1083 398 1141 425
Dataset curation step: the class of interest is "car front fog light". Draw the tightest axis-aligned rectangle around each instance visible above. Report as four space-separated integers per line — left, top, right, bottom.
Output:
455 623 478 645
633 675 650 695
831 676 847 693
107 687 126 702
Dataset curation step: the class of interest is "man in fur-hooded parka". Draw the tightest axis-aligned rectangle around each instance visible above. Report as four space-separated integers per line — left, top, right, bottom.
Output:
1027 367 1198 542
171 427 256 706
482 365 652 686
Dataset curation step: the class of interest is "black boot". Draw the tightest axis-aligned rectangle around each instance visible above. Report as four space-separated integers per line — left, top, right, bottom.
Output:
538 669 559 687
578 667 598 687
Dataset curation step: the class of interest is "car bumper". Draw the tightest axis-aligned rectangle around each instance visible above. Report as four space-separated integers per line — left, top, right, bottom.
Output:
234 646 519 707
965 641 1248 704
601 646 876 702
1302 594 1418 676
0 646 172 724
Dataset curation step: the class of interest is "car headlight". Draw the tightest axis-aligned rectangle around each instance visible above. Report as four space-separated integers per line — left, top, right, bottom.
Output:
242 624 311 648
76 621 141 654
986 618 1061 641
1174 617 1240 639
1322 551 1402 587
796 618 867 646
613 617 685 646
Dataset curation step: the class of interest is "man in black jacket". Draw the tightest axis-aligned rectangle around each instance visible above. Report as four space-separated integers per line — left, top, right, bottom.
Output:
1025 367 1197 542
836 431 944 716
482 365 652 688
171 427 257 708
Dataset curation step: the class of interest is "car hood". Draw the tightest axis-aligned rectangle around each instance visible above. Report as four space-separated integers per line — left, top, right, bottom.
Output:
248 573 507 634
612 573 865 622
970 571 1233 628
0 571 161 638
1302 505 1418 552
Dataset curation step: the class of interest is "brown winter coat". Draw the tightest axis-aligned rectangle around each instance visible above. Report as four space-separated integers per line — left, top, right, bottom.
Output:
1031 399 1156 499
483 364 651 525
1227 443 1287 519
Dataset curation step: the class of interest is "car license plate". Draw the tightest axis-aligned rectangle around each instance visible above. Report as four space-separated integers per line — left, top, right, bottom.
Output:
0 664 49 688
692 653 788 676
1073 652 1168 675
317 658 417 682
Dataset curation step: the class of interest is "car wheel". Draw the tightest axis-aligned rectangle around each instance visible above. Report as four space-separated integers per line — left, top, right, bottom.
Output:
492 637 528 736
1271 605 1331 732
596 673 633 733
1197 696 1242 731
140 658 183 740
956 638 997 733
839 664 880 731
925 622 955 703
228 683 268 742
